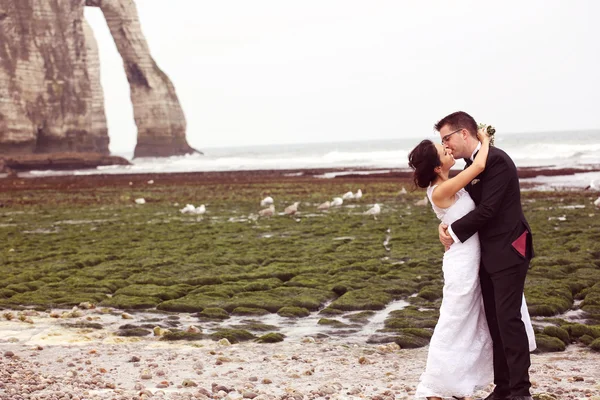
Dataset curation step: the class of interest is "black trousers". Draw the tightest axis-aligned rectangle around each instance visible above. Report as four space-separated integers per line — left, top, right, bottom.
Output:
480 260 531 397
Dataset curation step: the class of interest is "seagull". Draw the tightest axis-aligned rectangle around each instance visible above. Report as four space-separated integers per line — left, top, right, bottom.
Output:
594 197 600 208
260 196 274 207
342 191 354 200
180 204 205 214
414 196 428 207
354 189 363 200
284 202 300 215
331 197 343 207
134 198 146 205
585 179 599 191
259 205 275 217
180 204 195 214
317 201 331 210
364 204 381 216
147 180 154 185
399 187 407 195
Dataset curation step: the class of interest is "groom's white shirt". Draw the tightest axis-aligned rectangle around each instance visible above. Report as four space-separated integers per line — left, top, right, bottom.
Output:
447 141 482 244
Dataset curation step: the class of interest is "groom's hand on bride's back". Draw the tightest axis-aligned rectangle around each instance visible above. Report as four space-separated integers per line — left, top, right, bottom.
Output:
439 223 454 251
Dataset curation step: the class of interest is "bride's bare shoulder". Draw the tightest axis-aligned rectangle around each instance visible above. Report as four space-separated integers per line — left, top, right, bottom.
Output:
429 185 456 209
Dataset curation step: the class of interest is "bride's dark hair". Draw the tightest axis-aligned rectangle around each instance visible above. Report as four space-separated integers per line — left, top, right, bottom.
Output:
408 139 441 188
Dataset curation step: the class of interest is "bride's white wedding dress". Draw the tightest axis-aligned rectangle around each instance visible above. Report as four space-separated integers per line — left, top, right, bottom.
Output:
415 186 536 399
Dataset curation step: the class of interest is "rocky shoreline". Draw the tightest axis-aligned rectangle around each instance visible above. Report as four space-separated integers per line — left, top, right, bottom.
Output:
1 164 599 191
1 166 599 399
1 306 600 400
0 153 131 174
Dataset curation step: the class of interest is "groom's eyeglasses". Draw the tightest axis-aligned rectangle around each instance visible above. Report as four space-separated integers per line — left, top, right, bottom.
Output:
441 128 462 144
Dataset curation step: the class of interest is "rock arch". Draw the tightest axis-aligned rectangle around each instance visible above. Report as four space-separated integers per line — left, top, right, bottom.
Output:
0 0 196 159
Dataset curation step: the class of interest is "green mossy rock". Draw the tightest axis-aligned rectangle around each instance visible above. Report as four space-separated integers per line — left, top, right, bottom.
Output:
346 311 375 323
393 333 430 349
542 326 570 345
168 287 331 313
417 286 442 301
317 318 349 328
579 334 595 346
277 306 310 318
256 333 285 343
100 294 161 309
318 307 345 316
582 304 600 315
231 322 279 332
590 338 600 352
534 334 566 352
231 307 270 316
0 289 16 299
385 307 439 330
285 274 329 289
583 290 600 307
383 318 411 329
198 307 230 320
5 288 106 307
115 284 192 301
560 323 600 339
241 278 284 292
400 328 433 339
157 293 222 313
160 331 205 341
2 174 600 352
525 278 573 317
527 304 557 317
209 329 256 344
6 282 43 293
63 322 103 330
331 285 348 296
117 328 151 337
329 288 392 311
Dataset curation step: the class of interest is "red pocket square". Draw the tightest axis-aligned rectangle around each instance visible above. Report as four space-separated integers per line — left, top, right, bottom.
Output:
512 230 528 257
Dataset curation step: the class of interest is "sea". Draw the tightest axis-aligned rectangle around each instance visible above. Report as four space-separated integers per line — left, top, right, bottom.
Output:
26 130 600 189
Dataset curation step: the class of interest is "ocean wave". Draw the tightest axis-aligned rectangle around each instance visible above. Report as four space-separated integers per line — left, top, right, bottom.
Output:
20 133 600 176
508 143 600 162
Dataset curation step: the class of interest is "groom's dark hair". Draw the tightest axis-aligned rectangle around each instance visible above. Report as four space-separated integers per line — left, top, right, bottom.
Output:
434 111 478 138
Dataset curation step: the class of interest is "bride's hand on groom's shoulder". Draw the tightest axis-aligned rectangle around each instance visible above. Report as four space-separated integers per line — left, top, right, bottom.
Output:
477 126 490 143
438 223 453 251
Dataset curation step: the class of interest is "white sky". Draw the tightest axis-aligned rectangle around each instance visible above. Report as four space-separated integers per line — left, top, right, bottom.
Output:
84 1 600 153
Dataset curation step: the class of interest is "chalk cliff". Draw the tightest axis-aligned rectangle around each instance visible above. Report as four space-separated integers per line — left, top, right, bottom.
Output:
0 0 195 165
0 0 108 155
86 0 195 158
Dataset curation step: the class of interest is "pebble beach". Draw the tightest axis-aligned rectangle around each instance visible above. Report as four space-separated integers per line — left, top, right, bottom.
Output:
2 306 600 400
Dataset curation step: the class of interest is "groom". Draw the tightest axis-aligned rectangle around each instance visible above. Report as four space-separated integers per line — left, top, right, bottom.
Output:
436 111 534 400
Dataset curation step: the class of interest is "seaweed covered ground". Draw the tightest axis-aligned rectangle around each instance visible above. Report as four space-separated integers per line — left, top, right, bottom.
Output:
1 170 599 353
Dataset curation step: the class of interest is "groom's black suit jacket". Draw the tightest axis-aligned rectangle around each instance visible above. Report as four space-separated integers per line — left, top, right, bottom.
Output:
451 146 534 273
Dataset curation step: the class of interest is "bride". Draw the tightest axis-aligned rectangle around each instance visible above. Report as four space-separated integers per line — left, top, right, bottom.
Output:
407 127 535 400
